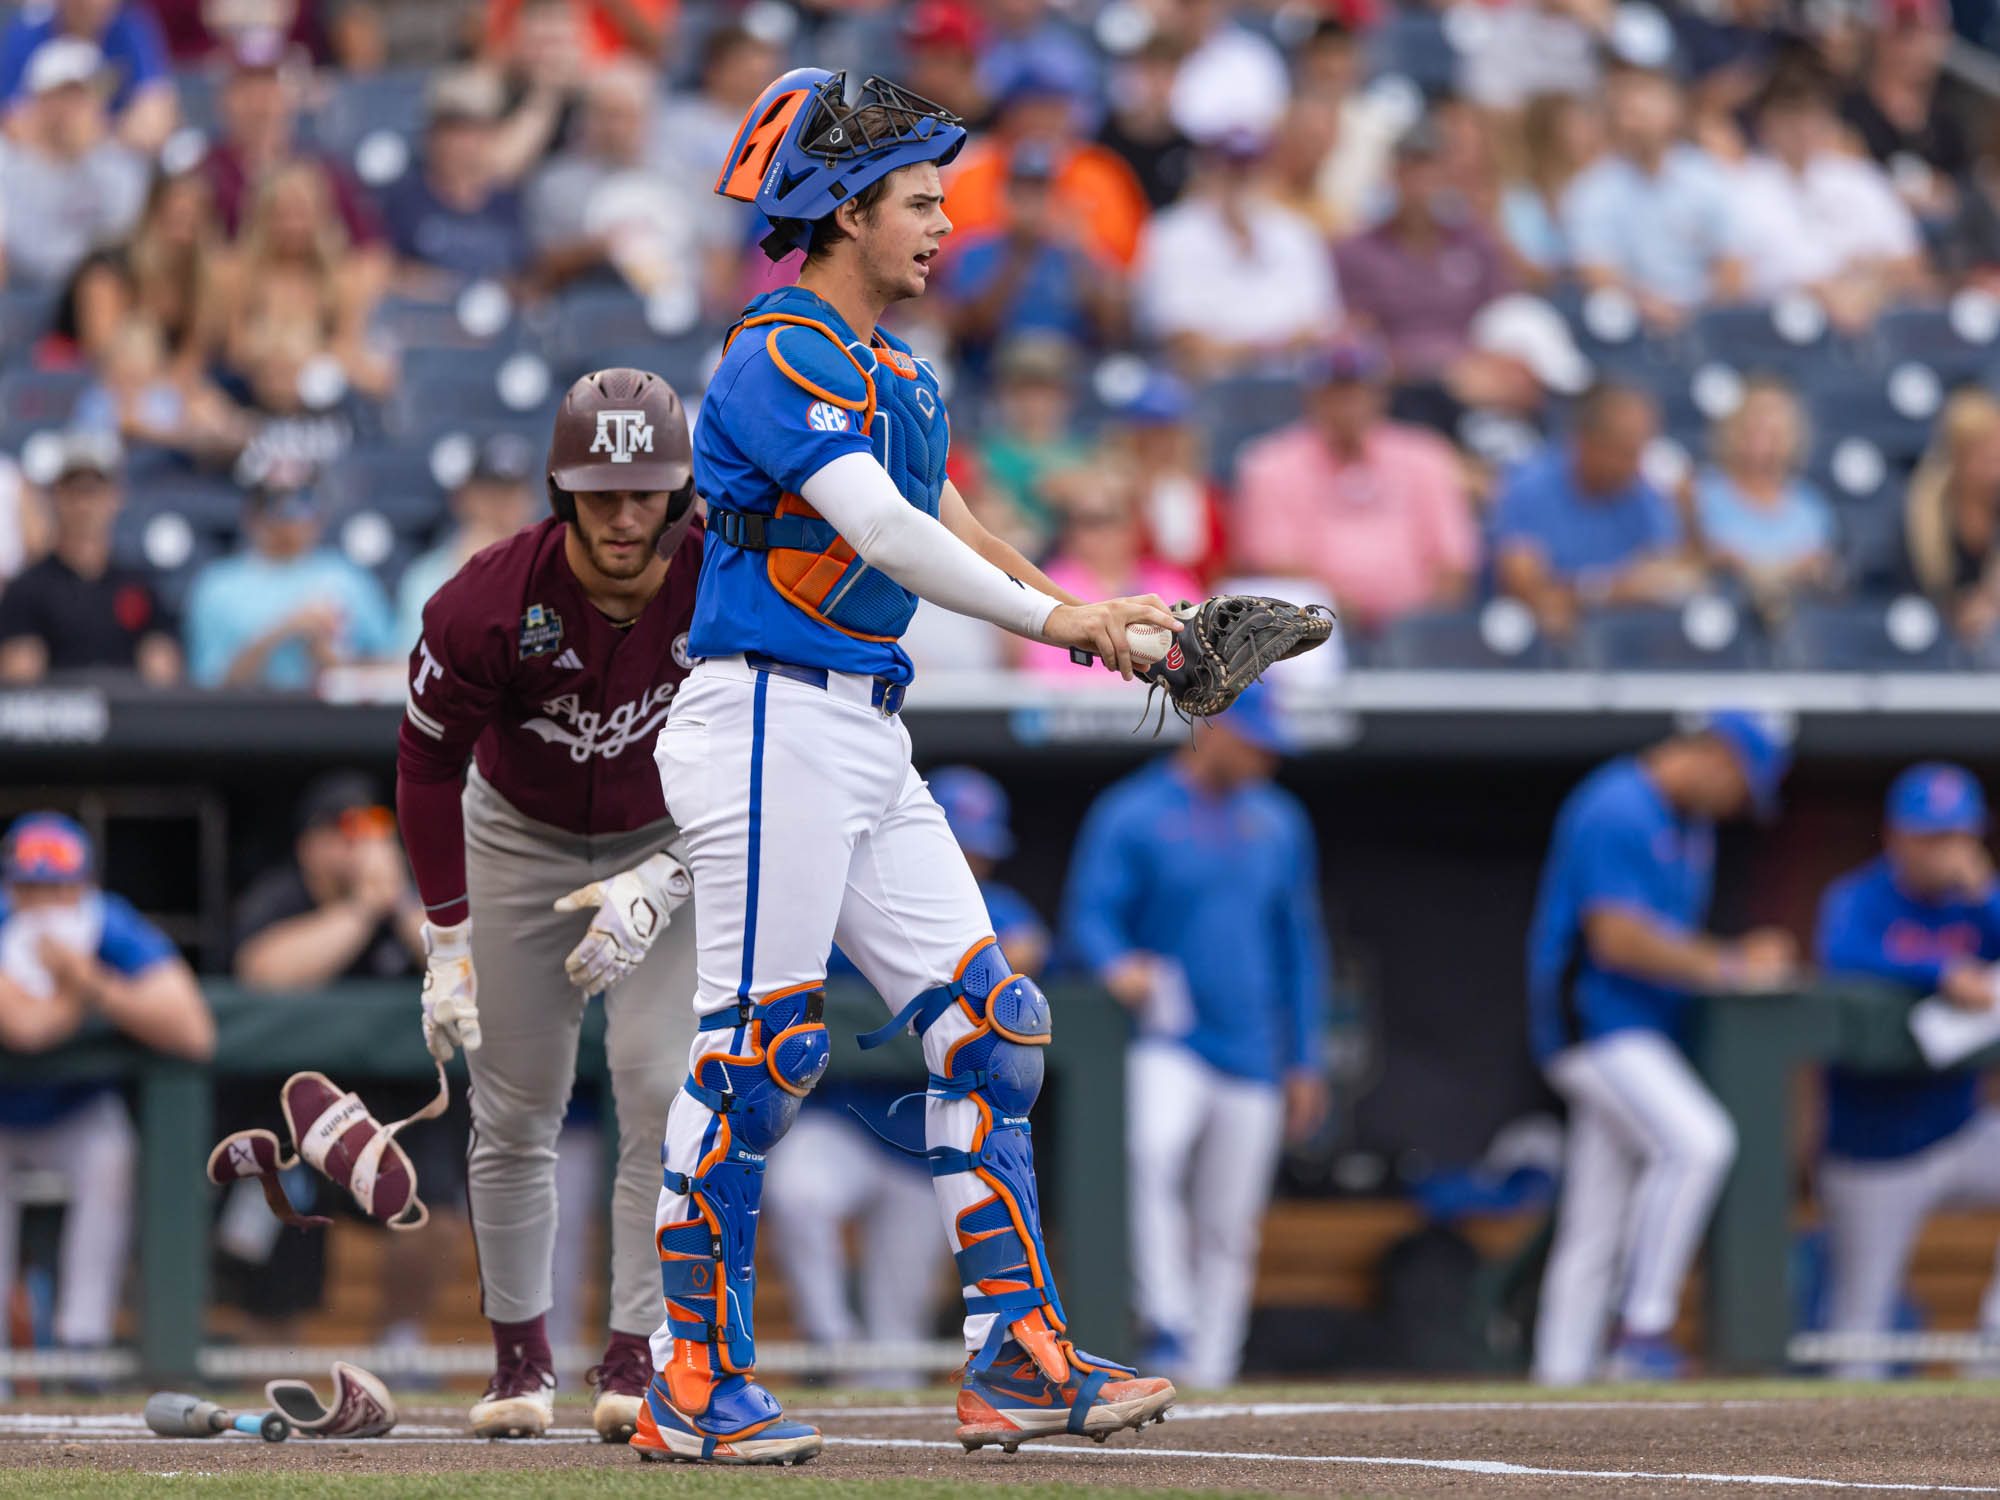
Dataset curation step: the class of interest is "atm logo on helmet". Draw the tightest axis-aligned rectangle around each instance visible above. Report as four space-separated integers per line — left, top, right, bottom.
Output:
590 410 655 464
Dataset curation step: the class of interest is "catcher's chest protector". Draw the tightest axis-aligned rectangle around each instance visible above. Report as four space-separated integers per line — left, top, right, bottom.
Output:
714 287 949 641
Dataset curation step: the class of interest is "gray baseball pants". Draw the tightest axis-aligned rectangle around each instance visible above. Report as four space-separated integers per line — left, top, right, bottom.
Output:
462 766 698 1337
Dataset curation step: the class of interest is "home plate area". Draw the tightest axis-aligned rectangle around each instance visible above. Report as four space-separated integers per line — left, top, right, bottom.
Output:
6 1390 2000 1496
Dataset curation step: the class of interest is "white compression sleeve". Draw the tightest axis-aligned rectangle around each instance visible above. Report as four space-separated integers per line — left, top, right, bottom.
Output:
798 452 1060 639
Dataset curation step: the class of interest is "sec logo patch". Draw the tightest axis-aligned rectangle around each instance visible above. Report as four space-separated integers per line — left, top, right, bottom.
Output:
807 401 849 432
672 631 694 670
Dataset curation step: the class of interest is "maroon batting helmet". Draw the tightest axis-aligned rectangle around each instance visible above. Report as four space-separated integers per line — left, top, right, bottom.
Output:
546 367 698 556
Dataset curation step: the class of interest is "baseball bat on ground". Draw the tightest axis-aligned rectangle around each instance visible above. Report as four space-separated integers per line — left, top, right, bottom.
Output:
144 1392 290 1441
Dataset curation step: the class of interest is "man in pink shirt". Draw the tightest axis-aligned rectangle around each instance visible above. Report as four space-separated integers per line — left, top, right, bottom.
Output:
1231 341 1478 630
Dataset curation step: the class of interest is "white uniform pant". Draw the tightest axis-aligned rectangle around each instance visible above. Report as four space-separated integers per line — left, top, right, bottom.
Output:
1821 1108 2000 1379
1127 1040 1283 1388
763 1111 945 1383
650 657 1019 1372
0 1092 135 1348
1534 1029 1738 1385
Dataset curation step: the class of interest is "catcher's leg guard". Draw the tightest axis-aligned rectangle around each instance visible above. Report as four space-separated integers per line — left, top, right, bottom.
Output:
639 983 827 1467
858 940 1176 1449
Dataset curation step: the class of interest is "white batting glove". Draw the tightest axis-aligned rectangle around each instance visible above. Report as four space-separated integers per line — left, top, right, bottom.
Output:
420 919 482 1061
555 851 693 995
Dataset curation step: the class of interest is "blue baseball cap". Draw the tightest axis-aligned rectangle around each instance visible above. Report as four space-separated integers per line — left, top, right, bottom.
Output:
1701 710 1791 821
1209 680 1293 756
2 812 94 885
929 766 1014 860
1111 368 1193 426
1887 761 1988 835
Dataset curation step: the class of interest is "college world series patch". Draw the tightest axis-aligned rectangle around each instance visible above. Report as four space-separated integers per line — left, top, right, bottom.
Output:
519 603 565 658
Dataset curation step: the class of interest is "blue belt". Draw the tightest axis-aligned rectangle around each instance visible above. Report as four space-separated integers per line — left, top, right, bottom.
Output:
744 651 906 716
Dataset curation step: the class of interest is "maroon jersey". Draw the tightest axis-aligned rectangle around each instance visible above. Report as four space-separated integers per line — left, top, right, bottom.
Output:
396 518 701 926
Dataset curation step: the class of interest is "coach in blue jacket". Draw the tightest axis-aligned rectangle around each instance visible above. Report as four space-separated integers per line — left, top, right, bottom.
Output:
1062 683 1331 1389
1816 762 2000 1378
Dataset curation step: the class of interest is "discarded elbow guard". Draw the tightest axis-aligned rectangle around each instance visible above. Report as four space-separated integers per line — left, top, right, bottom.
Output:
265 1360 398 1437
205 1064 449 1231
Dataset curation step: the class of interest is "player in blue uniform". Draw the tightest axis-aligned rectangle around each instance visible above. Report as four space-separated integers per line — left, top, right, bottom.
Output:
1815 763 2000 1378
636 71 1179 1464
1525 712 1796 1384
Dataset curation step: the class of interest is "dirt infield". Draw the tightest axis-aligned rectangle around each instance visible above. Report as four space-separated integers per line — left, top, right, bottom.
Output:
5 1387 2000 1496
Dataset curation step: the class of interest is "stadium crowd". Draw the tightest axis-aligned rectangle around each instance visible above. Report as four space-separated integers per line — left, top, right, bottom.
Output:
0 0 1999 679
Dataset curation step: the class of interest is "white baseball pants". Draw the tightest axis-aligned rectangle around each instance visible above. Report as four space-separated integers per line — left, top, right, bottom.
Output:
1127 1039 1283 1388
649 655 1015 1371
763 1111 948 1383
0 1091 135 1348
1821 1108 2000 1379
1534 1028 1738 1385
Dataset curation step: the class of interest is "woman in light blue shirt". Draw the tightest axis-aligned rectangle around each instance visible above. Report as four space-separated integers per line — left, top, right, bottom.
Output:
1691 375 1836 607
1498 93 1603 285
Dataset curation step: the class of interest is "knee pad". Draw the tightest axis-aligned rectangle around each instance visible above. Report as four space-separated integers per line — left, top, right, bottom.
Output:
658 984 829 1377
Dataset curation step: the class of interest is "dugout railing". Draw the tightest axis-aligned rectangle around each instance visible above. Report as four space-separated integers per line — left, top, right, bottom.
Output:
0 981 1128 1386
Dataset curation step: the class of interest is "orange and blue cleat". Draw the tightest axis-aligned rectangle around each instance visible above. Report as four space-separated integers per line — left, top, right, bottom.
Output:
630 1371 822 1466
956 1327 1175 1454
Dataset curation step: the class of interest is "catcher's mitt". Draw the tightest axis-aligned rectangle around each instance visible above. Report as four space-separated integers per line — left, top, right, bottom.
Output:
1139 595 1335 721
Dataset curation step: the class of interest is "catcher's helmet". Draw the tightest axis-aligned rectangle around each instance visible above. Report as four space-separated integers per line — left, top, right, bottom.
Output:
546 367 698 555
716 68 966 260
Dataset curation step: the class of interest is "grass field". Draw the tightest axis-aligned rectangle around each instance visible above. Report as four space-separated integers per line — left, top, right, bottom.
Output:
5 1380 1999 1498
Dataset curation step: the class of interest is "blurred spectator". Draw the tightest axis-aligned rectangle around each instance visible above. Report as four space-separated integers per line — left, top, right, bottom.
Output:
1689 377 1836 612
0 431 179 683
0 38 147 289
1839 0 1966 228
1528 713 1793 1383
975 0 1098 124
1460 0 1606 114
1499 92 1604 284
1166 0 1289 143
975 332 1093 550
1731 73 1925 327
200 32 384 248
651 22 779 281
479 0 587 187
1335 118 1513 395
1452 293 1595 468
1677 0 1791 149
1135 132 1340 379
1562 64 1744 329
0 812 212 1358
224 161 394 400
944 56 1150 269
395 433 538 650
1902 389 2000 643
900 0 987 125
146 0 335 66
765 767 1037 1386
0 456 46 586
1294 18 1399 235
57 168 233 376
1233 341 1478 630
230 772 456 1352
0 0 174 152
1063 684 1330 1389
525 60 708 307
941 141 1126 373
231 328 363 483
74 319 251 461
183 474 397 689
1492 382 1701 638
1815 763 2000 1381
235 772 422 988
1017 485 1200 674
485 0 671 63
381 67 530 284
1096 367 1229 585
1096 34 1192 211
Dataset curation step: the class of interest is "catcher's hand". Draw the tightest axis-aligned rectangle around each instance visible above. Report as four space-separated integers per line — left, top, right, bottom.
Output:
1136 594 1335 719
420 919 481 1061
555 851 693 995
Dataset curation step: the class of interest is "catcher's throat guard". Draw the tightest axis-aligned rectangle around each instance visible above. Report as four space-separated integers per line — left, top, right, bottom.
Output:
206 1063 450 1232
266 1361 397 1437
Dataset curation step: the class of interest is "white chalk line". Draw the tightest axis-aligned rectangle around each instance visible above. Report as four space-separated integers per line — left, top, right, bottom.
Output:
789 1399 1778 1421
821 1435 2000 1493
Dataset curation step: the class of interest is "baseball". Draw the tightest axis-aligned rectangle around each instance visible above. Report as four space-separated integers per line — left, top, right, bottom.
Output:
1128 623 1173 666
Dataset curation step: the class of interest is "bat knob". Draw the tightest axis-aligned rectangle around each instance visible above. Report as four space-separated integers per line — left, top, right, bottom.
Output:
259 1412 290 1442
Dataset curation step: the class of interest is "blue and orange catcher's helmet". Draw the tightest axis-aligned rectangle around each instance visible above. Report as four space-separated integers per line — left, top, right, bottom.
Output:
716 68 966 261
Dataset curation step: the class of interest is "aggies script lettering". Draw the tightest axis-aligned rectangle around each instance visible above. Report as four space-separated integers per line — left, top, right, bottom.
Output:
524 681 678 763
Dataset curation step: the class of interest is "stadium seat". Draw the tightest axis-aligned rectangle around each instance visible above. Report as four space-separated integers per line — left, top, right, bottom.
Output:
1366 5 1459 93
1830 494 1909 592
1870 303 2000 389
319 447 449 528
1372 606 1560 669
1688 303 1832 378
0 368 90 431
307 68 430 157
0 286 55 354
125 478 246 532
1772 599 1966 670
383 348 557 437
1804 375 1935 470
1204 374 1304 479
372 292 526 353
1572 604 1763 670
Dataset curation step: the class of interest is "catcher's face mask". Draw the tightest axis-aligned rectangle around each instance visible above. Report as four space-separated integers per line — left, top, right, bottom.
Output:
206 1063 449 1231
